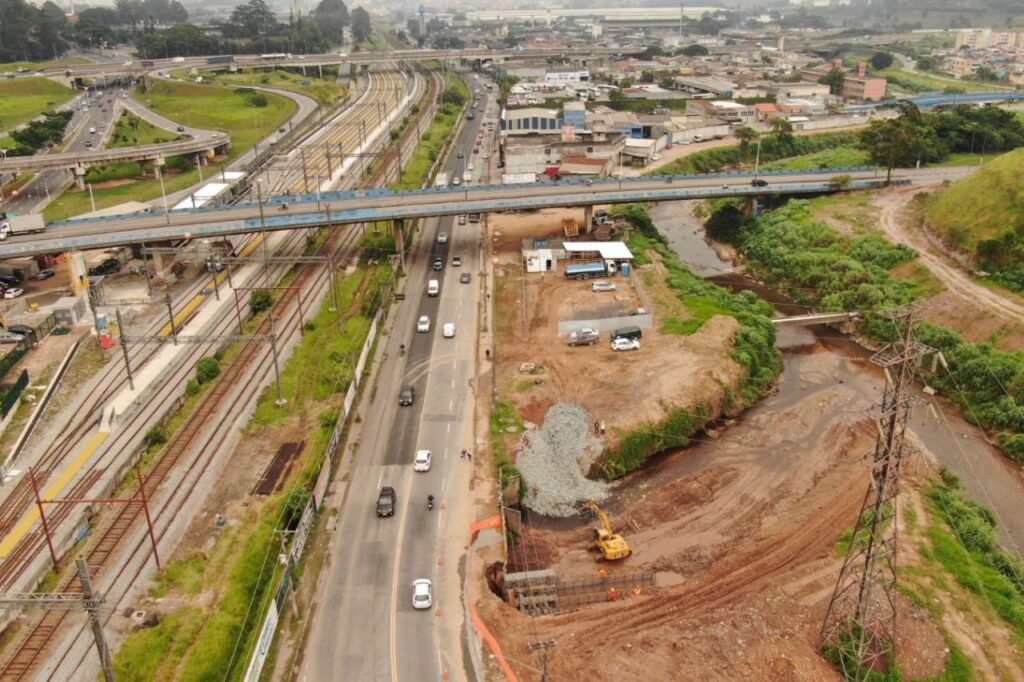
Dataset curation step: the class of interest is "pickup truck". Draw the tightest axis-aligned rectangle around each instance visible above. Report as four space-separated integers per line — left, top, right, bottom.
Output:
0 214 46 240
377 486 396 517
564 259 617 280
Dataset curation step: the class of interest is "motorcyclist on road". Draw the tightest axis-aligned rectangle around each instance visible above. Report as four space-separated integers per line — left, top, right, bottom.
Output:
427 494 434 509
399 343 406 355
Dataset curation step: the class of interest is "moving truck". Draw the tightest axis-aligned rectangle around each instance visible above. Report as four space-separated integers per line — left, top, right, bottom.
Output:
0 214 46 240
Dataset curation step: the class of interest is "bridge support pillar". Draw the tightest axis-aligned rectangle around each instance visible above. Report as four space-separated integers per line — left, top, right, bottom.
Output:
583 205 593 233
151 155 166 179
394 219 405 273
742 195 757 217
73 166 86 191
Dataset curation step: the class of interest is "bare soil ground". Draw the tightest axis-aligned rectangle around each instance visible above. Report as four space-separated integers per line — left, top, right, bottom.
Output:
490 211 743 449
479 342 1023 680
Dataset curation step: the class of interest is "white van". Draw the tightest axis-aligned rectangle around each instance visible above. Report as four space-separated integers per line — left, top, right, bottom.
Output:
427 279 439 296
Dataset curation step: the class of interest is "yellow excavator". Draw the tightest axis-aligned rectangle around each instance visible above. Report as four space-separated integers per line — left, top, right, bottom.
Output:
582 499 631 561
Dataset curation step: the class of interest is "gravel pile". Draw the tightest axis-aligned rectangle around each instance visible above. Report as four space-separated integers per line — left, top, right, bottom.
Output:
516 403 609 517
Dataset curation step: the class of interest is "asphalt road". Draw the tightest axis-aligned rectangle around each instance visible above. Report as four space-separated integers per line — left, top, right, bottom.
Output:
0 163 975 256
300 78 491 682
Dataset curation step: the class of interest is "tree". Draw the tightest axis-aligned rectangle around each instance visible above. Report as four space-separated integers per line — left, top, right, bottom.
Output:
769 117 794 145
975 66 1000 82
818 68 846 96
226 0 278 39
870 51 894 70
916 56 936 71
860 104 934 183
440 86 465 106
250 290 273 314
351 6 370 43
734 126 758 148
312 0 349 45
678 43 708 57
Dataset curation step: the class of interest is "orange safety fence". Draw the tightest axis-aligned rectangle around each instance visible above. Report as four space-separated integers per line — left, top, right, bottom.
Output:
467 516 519 682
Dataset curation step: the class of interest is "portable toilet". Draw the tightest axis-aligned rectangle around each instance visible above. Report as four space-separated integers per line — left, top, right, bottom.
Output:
620 262 630 276
95 313 107 331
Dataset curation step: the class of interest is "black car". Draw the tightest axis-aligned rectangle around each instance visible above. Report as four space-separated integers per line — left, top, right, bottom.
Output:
176 126 185 132
7 324 34 337
377 486 396 517
432 258 443 271
467 112 474 120
0 276 20 288
751 179 768 187
89 258 122 277
33 269 55 280
399 384 415 406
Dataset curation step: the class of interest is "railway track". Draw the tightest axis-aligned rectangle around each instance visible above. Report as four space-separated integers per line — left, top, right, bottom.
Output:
0 65 432 680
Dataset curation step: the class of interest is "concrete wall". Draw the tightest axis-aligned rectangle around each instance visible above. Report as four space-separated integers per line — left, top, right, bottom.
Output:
557 313 653 337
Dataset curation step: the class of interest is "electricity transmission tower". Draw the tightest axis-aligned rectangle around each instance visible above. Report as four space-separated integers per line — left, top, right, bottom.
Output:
820 306 932 679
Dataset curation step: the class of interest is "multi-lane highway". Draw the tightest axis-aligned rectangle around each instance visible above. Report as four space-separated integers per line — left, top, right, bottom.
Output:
0 165 975 257
300 79 493 682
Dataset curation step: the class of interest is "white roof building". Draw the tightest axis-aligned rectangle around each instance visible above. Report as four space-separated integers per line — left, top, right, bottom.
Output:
563 241 634 261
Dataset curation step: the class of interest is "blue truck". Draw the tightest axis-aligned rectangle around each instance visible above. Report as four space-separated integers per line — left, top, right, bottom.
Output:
564 259 617 280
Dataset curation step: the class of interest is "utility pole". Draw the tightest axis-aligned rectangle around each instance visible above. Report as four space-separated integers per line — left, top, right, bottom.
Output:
820 306 933 680
527 640 556 682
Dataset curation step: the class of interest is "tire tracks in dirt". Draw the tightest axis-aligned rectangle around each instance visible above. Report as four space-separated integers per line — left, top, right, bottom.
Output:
874 185 1024 328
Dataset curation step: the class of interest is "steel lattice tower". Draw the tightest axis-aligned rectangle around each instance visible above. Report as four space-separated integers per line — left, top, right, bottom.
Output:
820 307 932 679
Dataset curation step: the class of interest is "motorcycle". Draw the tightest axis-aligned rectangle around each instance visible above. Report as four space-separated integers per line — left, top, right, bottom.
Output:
427 495 434 511
399 343 406 356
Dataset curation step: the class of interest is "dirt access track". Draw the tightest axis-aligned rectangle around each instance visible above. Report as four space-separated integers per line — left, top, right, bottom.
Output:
491 209 743 448
477 344 978 681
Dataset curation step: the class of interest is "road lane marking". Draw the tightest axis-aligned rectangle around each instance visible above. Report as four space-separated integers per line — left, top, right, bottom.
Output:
376 472 382 489
446 423 451 434
449 399 454 410
389 474 415 682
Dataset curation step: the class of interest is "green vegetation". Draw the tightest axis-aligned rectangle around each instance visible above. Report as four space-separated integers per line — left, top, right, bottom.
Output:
649 131 862 175
0 57 91 73
200 68 347 105
0 77 73 130
45 80 294 220
251 266 384 425
388 73 468 190
878 67 967 94
600 204 781 479
924 148 1024 294
761 146 870 171
107 111 179 148
708 194 1024 466
491 398 526 497
926 471 1024 638
5 110 72 155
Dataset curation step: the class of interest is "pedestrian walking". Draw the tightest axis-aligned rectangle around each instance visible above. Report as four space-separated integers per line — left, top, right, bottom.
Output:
460 449 466 459
594 420 600 435
466 450 472 461
600 420 606 435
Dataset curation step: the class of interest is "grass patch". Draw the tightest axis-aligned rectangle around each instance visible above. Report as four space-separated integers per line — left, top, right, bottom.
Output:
44 80 295 219
490 398 526 497
200 68 347 105
389 73 468 190
107 111 180 148
761 145 871 171
650 131 862 175
0 77 74 131
0 57 91 73
878 67 1012 94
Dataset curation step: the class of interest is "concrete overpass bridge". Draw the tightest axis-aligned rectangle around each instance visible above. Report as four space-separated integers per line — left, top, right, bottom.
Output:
13 47 632 82
772 311 862 327
0 165 972 258
0 131 230 188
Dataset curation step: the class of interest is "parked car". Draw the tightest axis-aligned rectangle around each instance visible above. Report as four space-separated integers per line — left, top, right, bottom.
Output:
458 215 466 225
377 486 395 517
176 126 185 132
278 127 286 133
611 337 641 352
417 315 430 333
751 178 768 187
437 232 448 243
443 322 456 338
0 276 21 287
460 272 471 284
33 269 55 280
0 333 24 344
7 324 33 337
412 578 433 609
399 385 415 406
568 328 600 347
452 256 462 266
3 288 24 299
482 153 490 160
414 449 432 472
452 177 461 186
591 281 616 292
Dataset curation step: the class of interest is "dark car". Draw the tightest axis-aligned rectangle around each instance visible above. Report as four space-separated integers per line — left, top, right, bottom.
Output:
0 276 20 288
751 179 768 187
399 384 415 406
377 486 396 517
88 259 121 277
460 272 471 284
7 324 34 336
467 112 475 120
432 257 443 271
33 269 55 281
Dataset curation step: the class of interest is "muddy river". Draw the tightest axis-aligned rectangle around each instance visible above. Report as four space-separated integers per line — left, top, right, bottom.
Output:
650 200 1024 558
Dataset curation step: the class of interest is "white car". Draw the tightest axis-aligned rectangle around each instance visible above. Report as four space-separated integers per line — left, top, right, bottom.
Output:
412 579 433 609
417 316 430 333
443 323 456 338
3 288 24 299
437 232 448 243
414 449 432 472
591 281 616 292
482 153 490 160
611 337 640 352
651 154 661 161
458 215 466 225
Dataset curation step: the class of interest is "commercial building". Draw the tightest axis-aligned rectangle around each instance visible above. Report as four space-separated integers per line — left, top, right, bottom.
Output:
545 69 591 83
500 107 562 135
687 99 756 124
842 76 887 102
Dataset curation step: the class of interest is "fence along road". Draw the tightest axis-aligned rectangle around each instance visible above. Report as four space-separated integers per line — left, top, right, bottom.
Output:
0 166 975 258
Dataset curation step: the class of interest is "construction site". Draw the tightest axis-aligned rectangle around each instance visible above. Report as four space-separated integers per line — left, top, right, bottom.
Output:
475 206 1024 682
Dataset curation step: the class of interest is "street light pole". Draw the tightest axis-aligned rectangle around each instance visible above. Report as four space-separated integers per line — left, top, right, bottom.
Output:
256 179 270 286
753 135 762 180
